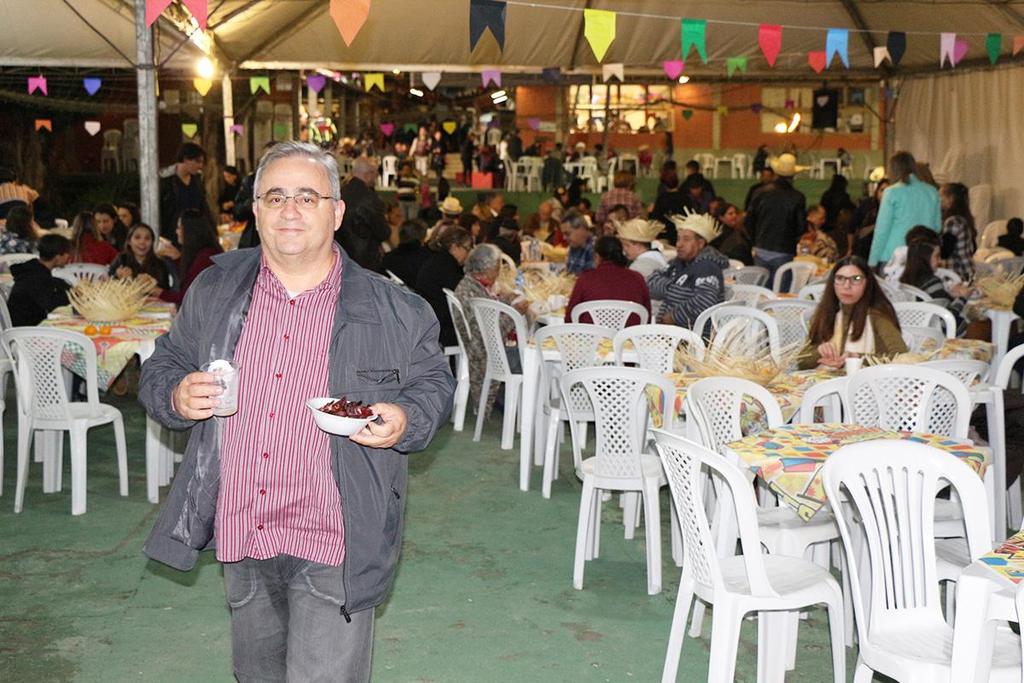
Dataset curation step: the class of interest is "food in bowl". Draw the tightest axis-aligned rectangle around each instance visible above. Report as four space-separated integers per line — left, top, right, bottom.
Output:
306 397 376 436
319 397 374 418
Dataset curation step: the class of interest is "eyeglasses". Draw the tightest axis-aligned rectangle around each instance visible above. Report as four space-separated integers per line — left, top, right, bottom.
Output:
834 274 866 285
256 191 335 210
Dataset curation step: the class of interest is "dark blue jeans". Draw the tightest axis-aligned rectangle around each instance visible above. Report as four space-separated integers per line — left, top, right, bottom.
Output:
223 555 374 682
754 248 794 291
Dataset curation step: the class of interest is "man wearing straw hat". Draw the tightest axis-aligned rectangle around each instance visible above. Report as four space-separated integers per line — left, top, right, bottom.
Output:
430 195 464 236
648 211 729 329
616 218 668 279
744 152 807 284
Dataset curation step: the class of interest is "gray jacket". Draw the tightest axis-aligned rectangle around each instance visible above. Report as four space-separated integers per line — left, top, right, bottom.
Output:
139 247 454 614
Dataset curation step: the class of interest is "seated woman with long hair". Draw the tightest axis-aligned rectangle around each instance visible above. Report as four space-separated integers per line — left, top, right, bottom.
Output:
154 209 223 304
900 233 972 334
70 211 119 265
798 255 907 369
108 223 170 289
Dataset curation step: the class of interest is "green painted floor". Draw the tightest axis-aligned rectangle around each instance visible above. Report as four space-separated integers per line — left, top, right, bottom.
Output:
0 393 857 681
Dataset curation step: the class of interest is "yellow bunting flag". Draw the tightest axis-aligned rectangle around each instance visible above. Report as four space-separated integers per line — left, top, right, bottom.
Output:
181 123 198 138
583 9 615 62
193 77 213 96
364 73 384 92
443 121 457 135
249 76 270 94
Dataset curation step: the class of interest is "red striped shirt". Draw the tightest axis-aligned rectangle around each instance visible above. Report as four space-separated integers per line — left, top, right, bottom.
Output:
215 248 345 565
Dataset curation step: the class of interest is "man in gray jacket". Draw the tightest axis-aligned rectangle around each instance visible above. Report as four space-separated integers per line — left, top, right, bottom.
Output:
139 141 454 682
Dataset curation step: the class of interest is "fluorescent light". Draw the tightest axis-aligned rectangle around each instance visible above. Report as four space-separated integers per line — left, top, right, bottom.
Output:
392 68 401 75
774 122 788 133
196 56 215 79
409 88 424 97
492 95 508 104
787 113 801 133
490 90 507 100
677 75 690 84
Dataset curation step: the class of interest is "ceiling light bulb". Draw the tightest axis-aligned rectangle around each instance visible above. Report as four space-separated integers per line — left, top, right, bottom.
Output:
677 75 690 84
787 113 802 133
196 56 215 79
409 88 424 97
774 122 788 134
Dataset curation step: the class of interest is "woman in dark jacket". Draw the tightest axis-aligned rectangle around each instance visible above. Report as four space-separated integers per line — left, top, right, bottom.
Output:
414 226 474 347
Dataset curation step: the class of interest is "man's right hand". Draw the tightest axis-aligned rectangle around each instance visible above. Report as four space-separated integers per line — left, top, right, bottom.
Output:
172 372 223 420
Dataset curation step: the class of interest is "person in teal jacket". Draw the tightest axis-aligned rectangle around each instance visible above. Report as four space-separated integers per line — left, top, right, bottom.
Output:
867 151 941 268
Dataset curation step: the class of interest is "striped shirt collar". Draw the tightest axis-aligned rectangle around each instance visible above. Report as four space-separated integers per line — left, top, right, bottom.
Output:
256 243 342 299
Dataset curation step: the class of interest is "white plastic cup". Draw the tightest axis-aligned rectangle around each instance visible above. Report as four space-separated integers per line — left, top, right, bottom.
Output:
202 360 241 417
844 356 863 376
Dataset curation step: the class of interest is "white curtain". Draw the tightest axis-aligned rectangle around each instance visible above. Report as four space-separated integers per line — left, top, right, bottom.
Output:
894 66 1024 221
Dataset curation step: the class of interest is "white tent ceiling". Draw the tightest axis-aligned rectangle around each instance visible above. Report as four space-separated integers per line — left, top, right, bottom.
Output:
4 1 1024 80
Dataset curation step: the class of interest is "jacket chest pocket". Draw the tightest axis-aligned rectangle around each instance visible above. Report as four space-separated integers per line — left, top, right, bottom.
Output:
340 362 409 399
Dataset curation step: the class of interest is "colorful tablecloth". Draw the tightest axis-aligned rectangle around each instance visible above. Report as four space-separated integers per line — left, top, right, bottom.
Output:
980 530 1024 584
728 423 990 521
920 337 994 362
41 301 174 389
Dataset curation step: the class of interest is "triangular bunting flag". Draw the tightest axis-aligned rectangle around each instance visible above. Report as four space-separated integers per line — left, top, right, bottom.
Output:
826 29 849 68
987 33 1002 65
681 19 707 64
307 74 326 94
527 117 541 131
541 67 561 83
887 32 907 66
27 75 47 95
873 46 891 68
329 0 370 47
146 0 207 30
403 123 418 134
601 63 623 82
443 121 457 135
272 122 289 138
250 76 270 94
481 69 501 88
808 51 827 74
940 33 956 67
784 99 795 109
181 123 198 138
230 124 244 136
1013 35 1024 56
469 0 506 52
954 37 970 65
84 121 101 136
421 71 442 91
583 8 615 62
34 119 52 132
662 60 685 80
193 77 213 96
750 103 763 113
83 77 102 96
682 110 694 121
364 73 384 92
758 24 782 67
726 56 747 78
379 122 395 137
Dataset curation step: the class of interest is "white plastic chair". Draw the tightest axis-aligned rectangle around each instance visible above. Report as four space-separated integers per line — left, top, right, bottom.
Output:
935 267 962 288
695 152 716 177
443 288 472 432
561 366 677 595
992 343 1024 526
379 155 399 188
772 261 817 294
759 299 816 349
52 263 108 286
822 440 1017 683
469 298 528 450
384 269 405 286
797 282 827 301
731 153 750 179
690 300 743 341
795 376 848 424
612 324 705 373
708 306 783 364
727 259 745 270
726 283 775 306
894 301 957 339
0 253 37 271
534 324 616 499
653 429 846 683
4 328 127 515
100 129 122 173
570 299 649 330
899 283 934 302
724 265 770 287
902 325 948 354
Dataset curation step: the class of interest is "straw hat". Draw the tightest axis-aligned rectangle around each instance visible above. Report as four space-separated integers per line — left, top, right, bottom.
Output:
769 153 809 177
670 209 722 243
439 196 463 215
574 141 586 150
868 166 886 183
616 218 663 243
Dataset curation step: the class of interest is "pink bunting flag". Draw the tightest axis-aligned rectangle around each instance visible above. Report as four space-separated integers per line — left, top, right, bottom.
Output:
379 122 395 137
27 75 47 95
34 119 52 132
481 69 501 88
662 60 684 80
1014 35 1024 56
307 74 326 93
758 24 782 67
145 0 208 30
230 124 244 136
784 99 795 110
330 0 370 47
954 37 970 65
808 51 827 74
527 118 541 131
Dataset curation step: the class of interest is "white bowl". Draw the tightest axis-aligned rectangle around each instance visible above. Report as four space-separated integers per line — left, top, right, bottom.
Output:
306 398 374 436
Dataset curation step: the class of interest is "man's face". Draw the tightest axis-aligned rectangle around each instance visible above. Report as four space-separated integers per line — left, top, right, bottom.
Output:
675 230 705 262
222 170 239 185
183 156 204 175
489 195 505 214
254 156 346 265
568 226 589 248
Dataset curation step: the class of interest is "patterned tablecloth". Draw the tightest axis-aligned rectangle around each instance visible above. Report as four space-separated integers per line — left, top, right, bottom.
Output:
728 423 990 521
918 337 994 362
41 301 174 389
979 530 1024 584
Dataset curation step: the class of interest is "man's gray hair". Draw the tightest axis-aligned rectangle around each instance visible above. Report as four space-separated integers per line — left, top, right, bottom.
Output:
464 243 502 275
254 141 341 200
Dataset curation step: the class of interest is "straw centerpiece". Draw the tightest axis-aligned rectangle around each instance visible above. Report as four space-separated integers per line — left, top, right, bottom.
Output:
975 271 1024 310
676 320 802 384
520 269 575 305
67 275 155 323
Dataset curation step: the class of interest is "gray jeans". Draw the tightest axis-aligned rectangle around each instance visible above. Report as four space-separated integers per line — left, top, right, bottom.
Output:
223 556 374 683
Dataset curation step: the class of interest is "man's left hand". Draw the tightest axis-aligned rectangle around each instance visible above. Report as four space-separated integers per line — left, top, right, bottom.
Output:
350 402 408 449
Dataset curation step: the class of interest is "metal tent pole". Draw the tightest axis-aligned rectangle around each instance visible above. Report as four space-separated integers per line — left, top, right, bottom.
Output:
134 0 160 236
